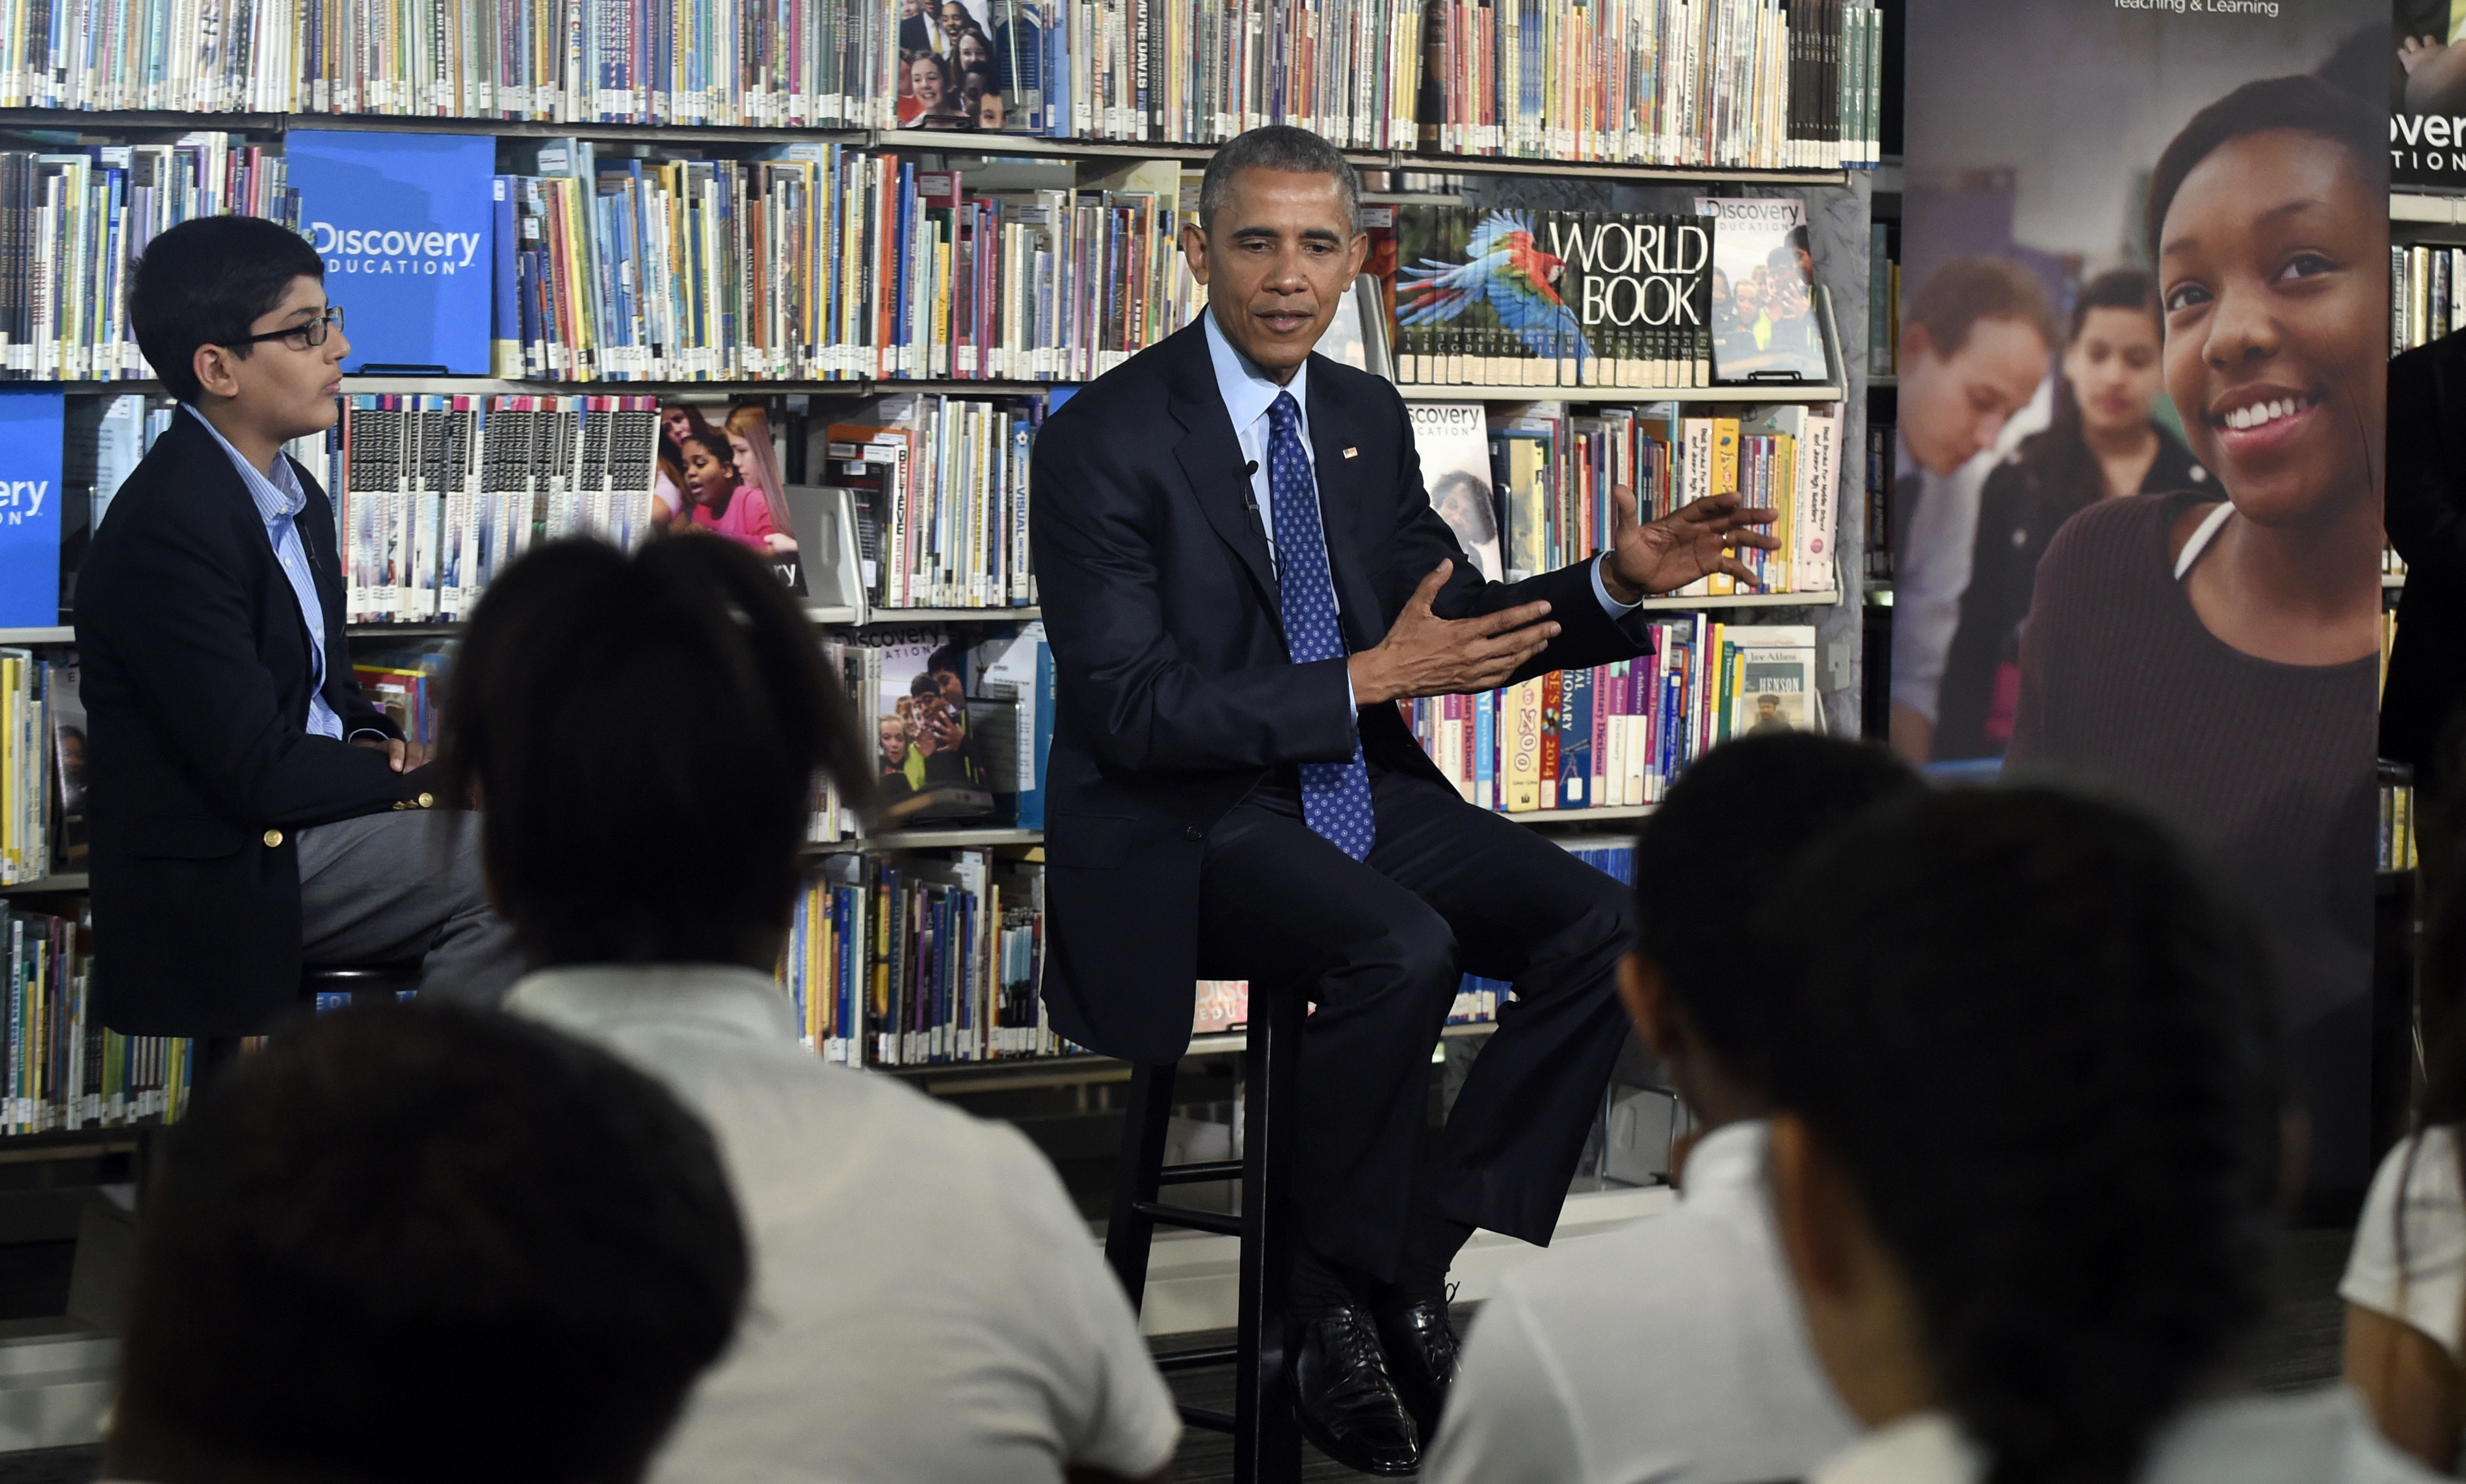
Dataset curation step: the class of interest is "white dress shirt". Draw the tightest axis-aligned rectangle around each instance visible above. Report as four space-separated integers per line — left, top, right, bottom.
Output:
1811 1390 2435 1484
1424 1119 1858 1484
505 963 1180 1484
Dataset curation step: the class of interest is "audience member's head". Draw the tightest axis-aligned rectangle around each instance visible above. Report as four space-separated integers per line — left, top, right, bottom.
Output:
107 1005 748 1484
441 537 872 971
1621 733 1919 1130
1762 788 2282 1484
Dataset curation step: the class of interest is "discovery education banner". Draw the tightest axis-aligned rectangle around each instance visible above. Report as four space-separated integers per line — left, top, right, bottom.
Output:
286 130 494 375
1894 0 2388 1195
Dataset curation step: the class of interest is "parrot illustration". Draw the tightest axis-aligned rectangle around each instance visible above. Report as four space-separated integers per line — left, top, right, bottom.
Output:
1395 209 1593 368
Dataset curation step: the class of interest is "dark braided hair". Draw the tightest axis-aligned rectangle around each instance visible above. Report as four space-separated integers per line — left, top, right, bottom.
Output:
1765 787 2283 1484
440 537 875 968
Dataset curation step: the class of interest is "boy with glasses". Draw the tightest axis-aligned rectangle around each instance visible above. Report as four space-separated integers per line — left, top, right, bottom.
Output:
75 215 520 1048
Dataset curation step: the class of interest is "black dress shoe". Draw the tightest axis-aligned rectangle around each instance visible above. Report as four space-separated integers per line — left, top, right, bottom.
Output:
1374 1294 1461 1441
1290 1302 1421 1476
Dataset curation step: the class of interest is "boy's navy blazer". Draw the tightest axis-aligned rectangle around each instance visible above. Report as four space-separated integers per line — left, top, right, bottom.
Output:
77 409 423 1037
1029 318 1654 1065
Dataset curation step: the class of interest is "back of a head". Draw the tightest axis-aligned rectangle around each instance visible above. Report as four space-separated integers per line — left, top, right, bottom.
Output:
1766 788 2283 1484
111 1005 748 1484
1631 733 1920 1087
127 215 325 405
440 537 871 967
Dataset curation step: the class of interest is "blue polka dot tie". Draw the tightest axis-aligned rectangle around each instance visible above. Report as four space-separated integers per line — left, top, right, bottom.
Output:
1267 391 1376 862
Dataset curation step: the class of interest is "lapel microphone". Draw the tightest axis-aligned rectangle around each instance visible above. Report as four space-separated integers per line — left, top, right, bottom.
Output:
1241 460 1260 513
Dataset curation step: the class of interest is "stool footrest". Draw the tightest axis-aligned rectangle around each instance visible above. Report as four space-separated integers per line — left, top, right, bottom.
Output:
1154 1344 1239 1373
1133 1200 1243 1237
1178 1403 1236 1433
1156 1159 1245 1185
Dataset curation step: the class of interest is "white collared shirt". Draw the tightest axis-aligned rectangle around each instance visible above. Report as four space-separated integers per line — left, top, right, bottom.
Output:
1811 1391 2435 1484
1424 1119 1859 1484
1199 306 1640 618
505 963 1180 1484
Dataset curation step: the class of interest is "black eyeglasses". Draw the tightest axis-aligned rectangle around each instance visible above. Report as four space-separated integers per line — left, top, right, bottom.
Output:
222 306 345 352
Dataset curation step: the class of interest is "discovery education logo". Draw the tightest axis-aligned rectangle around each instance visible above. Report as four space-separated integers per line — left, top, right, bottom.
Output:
285 130 494 372
309 222 483 276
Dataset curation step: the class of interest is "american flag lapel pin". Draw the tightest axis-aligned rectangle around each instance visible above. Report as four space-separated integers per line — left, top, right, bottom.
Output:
1342 447 1359 459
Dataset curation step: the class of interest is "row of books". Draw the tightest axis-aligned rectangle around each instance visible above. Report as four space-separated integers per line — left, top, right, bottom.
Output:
1412 400 1840 598
0 138 297 381
2378 767 2418 874
784 827 1651 1071
0 905 195 1134
1403 620 1818 812
780 849 1064 1067
501 146 1196 384
2392 244 2466 356
310 394 659 622
1862 418 1894 581
0 0 1881 168
1866 222 1898 377
1422 0 1882 168
830 397 1039 610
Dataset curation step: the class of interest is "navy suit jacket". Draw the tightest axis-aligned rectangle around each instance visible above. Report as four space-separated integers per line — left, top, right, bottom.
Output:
77 410 423 1037
1029 318 1652 1063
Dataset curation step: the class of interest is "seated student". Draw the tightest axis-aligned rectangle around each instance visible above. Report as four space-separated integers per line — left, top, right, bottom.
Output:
1763 788 2438 1484
77 215 521 1042
2342 795 2466 1468
1424 732 1920 1484
440 535 1180 1484
103 1003 747 1484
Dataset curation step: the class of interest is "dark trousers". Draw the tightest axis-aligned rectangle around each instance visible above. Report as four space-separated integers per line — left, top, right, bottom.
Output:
1195 765 1632 1280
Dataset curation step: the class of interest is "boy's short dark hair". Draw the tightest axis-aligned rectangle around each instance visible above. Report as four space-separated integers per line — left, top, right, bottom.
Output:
127 215 325 404
440 537 874 968
1904 256 2058 363
110 1005 748 1484
1630 733 1919 1088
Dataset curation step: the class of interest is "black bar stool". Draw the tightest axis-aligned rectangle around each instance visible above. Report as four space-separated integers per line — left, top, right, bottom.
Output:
1105 989 1305 1484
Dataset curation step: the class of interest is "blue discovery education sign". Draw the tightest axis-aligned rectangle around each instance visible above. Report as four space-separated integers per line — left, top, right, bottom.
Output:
287 130 494 375
0 393 63 628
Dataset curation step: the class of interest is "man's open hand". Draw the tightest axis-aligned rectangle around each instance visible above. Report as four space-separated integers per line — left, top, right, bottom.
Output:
1346 561 1558 707
1599 484 1781 603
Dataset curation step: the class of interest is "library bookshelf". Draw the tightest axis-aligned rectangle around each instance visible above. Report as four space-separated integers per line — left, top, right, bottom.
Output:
0 93 1872 1144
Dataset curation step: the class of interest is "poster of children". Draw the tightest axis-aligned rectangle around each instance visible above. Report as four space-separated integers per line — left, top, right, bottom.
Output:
651 401 804 594
874 635 994 819
895 0 1046 132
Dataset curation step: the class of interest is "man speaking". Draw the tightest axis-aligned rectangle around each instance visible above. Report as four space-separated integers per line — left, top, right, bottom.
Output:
1031 126 1775 1475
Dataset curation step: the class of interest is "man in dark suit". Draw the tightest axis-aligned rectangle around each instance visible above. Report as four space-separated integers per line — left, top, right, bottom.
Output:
1031 126 1776 1474
2385 333 2466 789
76 217 520 1044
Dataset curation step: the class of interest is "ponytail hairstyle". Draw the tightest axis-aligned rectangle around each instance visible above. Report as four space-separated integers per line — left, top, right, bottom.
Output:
439 538 875 969
1764 787 2282 1484
2015 268 2162 520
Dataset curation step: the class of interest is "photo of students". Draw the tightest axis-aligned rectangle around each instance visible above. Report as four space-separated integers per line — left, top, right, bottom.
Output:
675 429 790 557
897 51 963 125
1883 256 2058 765
2007 74 2386 1188
1933 269 2208 762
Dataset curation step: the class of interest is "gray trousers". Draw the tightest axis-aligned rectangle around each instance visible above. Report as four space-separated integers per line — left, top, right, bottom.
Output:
296 811 524 1007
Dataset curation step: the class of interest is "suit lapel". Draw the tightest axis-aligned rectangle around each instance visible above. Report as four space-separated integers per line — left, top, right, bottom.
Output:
1305 364 1386 656
1165 323 1283 636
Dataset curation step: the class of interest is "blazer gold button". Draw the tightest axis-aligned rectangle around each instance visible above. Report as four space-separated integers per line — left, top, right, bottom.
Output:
262 828 283 847
417 792 434 808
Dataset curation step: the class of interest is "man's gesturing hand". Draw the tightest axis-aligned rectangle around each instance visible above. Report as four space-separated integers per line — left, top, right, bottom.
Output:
1598 484 1781 603
1347 561 1558 707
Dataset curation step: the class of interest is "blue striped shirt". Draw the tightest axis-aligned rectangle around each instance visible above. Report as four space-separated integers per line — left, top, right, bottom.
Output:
185 405 344 741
